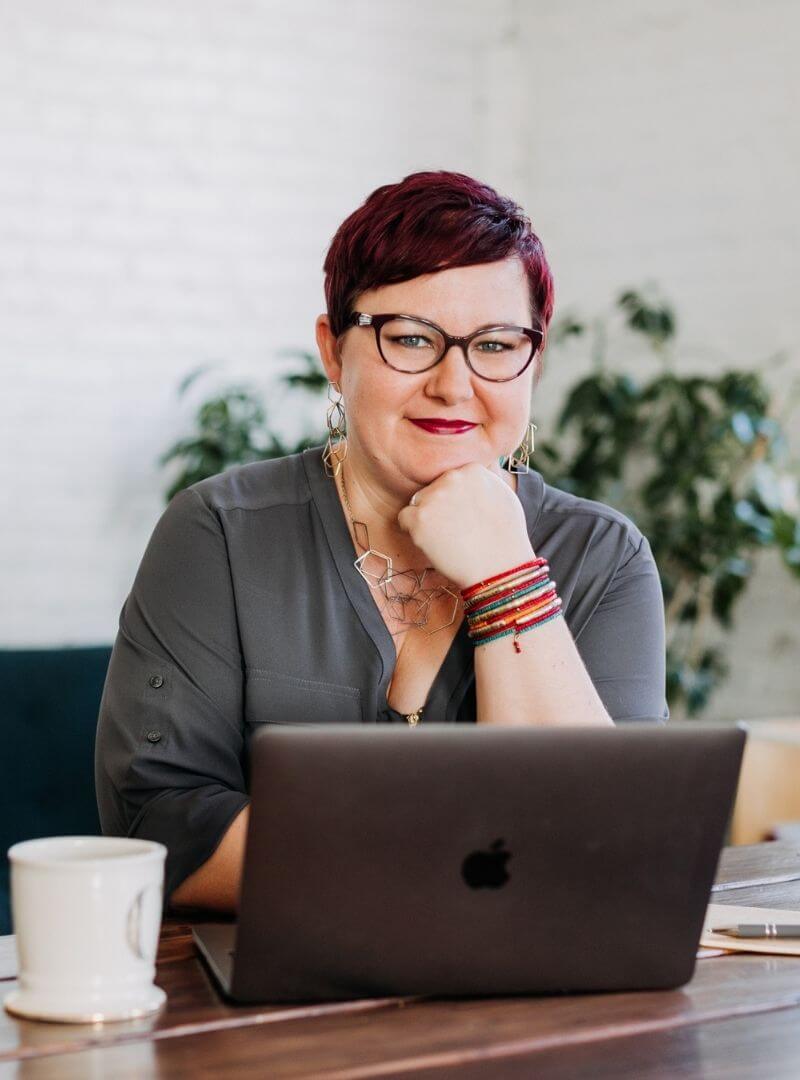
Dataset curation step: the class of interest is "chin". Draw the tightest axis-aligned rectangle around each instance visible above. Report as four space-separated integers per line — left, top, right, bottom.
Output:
411 451 487 483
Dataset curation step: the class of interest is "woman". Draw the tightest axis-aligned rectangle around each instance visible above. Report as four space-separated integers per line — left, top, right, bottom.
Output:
95 170 668 914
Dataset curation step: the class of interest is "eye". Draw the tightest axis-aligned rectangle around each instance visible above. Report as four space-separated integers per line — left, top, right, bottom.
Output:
474 340 512 352
390 335 434 349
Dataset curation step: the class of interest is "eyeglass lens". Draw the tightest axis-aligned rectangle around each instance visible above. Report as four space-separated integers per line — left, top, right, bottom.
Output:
378 317 534 380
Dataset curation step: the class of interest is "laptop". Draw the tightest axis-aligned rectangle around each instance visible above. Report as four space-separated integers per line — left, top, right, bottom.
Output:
192 722 745 1004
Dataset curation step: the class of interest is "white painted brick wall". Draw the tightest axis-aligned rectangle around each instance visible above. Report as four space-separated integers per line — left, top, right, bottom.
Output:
1 0 798 720
0 0 506 641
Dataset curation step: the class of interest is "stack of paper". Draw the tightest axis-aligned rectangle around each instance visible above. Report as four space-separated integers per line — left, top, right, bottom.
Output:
700 904 800 956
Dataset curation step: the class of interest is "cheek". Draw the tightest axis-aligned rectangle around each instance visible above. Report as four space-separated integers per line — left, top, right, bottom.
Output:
345 371 409 429
487 389 529 428
509 376 534 425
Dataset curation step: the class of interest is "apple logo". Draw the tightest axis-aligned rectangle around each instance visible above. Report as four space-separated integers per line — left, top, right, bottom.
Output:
461 838 511 889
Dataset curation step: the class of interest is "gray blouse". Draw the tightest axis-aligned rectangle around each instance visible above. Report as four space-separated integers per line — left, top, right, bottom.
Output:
95 444 669 903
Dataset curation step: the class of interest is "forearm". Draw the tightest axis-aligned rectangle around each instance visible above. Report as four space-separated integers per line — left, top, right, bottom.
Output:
474 609 614 728
170 804 250 913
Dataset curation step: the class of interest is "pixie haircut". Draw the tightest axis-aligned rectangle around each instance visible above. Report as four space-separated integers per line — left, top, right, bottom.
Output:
323 170 554 347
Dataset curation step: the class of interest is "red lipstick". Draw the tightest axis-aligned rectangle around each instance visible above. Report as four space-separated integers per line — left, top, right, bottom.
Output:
409 418 477 434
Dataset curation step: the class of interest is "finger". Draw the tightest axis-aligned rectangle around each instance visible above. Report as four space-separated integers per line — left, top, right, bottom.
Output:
396 506 413 533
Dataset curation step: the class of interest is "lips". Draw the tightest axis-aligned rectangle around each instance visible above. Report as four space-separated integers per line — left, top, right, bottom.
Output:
409 419 478 434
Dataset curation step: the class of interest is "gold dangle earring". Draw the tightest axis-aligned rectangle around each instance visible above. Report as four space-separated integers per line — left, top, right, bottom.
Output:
322 380 348 478
505 420 537 474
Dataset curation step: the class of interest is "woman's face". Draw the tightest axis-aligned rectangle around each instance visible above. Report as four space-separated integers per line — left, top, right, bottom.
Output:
316 255 541 497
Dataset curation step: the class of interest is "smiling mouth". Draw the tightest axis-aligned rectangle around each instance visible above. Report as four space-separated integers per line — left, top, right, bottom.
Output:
408 418 478 433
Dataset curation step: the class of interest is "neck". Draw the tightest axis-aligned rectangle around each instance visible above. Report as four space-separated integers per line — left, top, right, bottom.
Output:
336 452 422 569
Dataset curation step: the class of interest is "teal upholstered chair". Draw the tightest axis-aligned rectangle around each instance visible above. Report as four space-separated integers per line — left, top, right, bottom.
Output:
0 646 111 934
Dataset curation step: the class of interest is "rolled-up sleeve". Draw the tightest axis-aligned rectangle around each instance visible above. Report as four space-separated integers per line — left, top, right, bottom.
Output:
576 534 670 724
95 487 249 907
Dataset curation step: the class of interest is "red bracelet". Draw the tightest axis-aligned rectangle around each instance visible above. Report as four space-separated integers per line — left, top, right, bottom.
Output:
461 557 547 602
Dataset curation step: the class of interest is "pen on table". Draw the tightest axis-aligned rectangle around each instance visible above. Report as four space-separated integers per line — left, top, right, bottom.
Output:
710 923 800 939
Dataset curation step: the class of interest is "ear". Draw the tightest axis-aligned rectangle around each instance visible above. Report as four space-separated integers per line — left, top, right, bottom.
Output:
315 314 343 384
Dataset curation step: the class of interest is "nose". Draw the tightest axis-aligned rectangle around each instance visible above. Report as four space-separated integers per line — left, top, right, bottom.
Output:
424 343 475 402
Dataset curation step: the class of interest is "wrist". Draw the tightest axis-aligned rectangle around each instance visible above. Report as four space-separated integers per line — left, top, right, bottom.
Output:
457 545 537 593
461 555 562 653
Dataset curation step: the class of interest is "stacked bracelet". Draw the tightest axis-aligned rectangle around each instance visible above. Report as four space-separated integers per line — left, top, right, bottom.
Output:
461 557 563 652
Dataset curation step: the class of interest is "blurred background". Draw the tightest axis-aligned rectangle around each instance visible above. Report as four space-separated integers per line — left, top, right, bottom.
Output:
1 1 799 886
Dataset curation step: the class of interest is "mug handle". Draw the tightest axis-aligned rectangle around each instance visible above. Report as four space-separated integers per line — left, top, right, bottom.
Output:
125 884 163 961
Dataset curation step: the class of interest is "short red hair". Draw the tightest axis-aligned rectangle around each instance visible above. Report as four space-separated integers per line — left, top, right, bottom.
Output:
323 170 554 345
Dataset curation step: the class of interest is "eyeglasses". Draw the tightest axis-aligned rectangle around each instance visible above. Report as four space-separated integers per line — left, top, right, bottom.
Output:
342 311 543 383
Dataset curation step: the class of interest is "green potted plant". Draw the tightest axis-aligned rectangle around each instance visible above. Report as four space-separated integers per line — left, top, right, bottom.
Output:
159 353 328 503
535 289 800 716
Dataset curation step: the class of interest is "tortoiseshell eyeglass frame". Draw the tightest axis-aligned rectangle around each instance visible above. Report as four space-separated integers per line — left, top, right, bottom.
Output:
341 311 544 383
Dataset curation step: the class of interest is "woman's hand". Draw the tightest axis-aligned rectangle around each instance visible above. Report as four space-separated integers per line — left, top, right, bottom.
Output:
396 463 536 590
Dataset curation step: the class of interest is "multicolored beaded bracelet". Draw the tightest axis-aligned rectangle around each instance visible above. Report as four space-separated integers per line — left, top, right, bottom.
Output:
460 557 563 653
457 565 552 617
472 602 563 650
468 589 559 635
469 593 563 649
465 575 553 622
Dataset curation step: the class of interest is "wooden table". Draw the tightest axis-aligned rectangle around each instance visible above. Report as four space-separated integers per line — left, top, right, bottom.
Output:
2 843 800 1078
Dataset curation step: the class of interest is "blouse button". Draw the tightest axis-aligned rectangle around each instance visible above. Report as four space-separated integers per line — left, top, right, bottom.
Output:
146 730 162 744
148 674 164 689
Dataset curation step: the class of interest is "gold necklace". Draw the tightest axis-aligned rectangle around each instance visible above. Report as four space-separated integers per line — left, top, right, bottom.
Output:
335 464 461 726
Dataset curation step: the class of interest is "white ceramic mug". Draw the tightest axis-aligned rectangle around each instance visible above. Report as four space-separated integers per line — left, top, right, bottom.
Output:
3 835 167 1023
